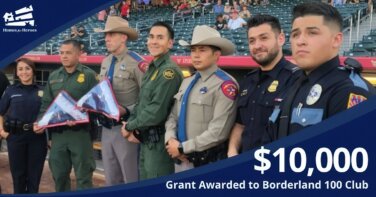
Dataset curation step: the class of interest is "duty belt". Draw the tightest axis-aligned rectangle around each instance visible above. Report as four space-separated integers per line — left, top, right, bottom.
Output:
4 120 34 133
186 141 228 167
22 123 33 131
134 126 165 144
98 114 122 129
48 124 89 133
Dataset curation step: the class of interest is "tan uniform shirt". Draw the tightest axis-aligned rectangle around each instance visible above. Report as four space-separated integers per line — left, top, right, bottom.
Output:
99 49 145 110
165 65 238 153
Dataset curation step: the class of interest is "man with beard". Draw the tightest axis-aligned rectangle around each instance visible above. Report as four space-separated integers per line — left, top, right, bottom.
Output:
228 15 301 156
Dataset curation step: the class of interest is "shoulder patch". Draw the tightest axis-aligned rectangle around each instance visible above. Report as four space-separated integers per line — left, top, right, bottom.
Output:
138 61 149 73
163 69 175 80
347 93 367 109
221 81 238 100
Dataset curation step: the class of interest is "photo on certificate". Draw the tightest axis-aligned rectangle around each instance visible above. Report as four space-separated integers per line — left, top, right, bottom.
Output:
37 90 89 128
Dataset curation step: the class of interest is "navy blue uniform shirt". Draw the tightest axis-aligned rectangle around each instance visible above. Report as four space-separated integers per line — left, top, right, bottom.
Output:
265 56 375 143
236 57 300 151
0 71 10 96
0 83 42 123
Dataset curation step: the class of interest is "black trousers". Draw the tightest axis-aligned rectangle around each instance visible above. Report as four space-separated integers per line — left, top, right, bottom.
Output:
6 131 47 194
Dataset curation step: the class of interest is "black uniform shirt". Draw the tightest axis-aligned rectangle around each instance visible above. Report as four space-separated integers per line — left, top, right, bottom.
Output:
0 71 10 96
236 57 300 151
266 56 375 142
0 83 42 123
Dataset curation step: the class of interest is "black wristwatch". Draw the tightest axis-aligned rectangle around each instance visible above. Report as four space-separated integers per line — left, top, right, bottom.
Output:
178 143 184 154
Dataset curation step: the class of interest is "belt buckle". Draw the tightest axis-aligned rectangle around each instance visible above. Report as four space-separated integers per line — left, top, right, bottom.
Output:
23 124 30 131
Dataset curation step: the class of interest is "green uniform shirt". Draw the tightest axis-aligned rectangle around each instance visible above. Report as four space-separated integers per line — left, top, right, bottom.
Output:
39 64 98 118
126 53 183 131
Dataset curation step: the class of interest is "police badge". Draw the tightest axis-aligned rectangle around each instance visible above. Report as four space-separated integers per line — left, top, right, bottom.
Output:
306 84 322 105
77 73 85 83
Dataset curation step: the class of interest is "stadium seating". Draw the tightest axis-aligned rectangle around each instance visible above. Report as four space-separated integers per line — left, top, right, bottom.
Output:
30 0 371 56
344 29 376 57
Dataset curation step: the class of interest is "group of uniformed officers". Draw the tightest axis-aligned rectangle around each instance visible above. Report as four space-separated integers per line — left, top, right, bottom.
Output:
0 1 374 194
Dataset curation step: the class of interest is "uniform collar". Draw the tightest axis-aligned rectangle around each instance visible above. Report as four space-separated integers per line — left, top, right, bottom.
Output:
263 57 289 79
197 64 218 82
15 82 38 88
151 52 170 68
113 47 128 61
62 63 84 74
251 57 287 82
306 55 339 83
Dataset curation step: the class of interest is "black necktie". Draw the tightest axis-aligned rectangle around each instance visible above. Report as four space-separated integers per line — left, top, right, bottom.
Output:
278 74 308 139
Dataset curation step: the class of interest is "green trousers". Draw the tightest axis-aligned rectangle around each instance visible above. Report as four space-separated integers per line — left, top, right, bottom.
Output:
139 138 174 180
49 130 95 192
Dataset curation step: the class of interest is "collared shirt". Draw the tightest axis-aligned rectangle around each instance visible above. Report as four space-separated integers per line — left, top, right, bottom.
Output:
99 49 145 109
39 64 98 118
228 17 246 30
0 83 42 123
265 56 375 142
126 53 183 131
165 65 238 153
236 57 299 151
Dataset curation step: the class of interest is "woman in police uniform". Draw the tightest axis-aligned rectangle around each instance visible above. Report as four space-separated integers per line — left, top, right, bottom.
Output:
0 58 47 194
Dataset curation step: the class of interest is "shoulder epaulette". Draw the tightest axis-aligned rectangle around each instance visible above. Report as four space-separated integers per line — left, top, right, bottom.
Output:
245 68 259 76
215 69 234 82
283 61 300 73
128 51 149 73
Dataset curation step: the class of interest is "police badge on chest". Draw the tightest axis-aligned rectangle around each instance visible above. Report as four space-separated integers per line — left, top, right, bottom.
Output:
306 84 322 105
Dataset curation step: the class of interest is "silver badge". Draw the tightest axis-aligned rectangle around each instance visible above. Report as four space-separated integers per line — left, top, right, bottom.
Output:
240 89 248 96
120 64 126 70
306 84 322 105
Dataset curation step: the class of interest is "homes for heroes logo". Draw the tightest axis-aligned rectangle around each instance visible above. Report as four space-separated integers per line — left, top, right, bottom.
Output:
3 5 37 32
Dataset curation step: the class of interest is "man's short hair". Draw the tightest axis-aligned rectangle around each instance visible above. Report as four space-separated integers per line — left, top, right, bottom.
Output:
292 2 343 31
150 21 174 39
209 46 221 53
247 14 282 34
61 39 81 51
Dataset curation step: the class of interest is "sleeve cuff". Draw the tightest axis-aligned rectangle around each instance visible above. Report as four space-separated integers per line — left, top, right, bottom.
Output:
164 130 177 144
125 121 135 131
182 139 195 154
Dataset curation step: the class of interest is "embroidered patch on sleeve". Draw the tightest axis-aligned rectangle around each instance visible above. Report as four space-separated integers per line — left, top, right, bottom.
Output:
163 69 175 80
347 93 367 109
221 81 238 100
